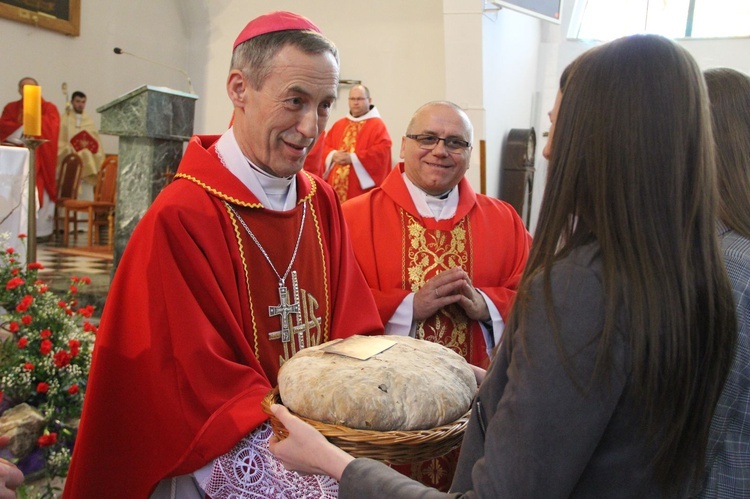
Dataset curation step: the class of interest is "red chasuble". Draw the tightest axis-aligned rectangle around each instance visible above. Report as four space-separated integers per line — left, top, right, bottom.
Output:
342 164 531 490
322 114 391 202
63 135 384 498
0 99 60 204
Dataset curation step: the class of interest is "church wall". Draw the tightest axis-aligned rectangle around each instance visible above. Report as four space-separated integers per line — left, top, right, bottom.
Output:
188 0 447 168
481 7 540 202
0 0 193 156
529 5 750 233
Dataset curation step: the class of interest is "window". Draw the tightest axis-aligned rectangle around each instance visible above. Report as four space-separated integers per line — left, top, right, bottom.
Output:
568 0 750 40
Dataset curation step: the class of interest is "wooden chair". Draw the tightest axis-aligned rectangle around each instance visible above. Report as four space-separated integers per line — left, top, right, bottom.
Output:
54 153 84 237
63 156 118 247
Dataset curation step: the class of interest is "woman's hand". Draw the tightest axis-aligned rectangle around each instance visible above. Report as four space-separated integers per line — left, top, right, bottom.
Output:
0 436 23 498
268 404 354 481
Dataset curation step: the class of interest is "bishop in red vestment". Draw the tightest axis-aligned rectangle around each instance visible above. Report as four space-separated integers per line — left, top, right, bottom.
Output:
342 101 531 491
64 12 383 498
0 77 60 206
322 84 392 202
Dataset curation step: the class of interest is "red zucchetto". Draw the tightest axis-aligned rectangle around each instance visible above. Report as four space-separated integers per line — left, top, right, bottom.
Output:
233 11 321 49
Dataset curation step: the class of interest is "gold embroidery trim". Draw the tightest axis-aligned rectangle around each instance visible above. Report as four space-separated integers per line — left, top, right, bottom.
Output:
299 171 318 205
175 173 264 208
308 201 331 343
176 171 318 207
223 203 262 358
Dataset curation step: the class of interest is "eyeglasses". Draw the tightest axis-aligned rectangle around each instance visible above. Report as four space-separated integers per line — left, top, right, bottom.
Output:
406 134 471 153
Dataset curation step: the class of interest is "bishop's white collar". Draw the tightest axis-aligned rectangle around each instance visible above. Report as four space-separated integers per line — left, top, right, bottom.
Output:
216 128 297 211
402 172 458 221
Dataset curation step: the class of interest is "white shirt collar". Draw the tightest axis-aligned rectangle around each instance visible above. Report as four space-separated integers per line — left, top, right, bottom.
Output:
347 105 381 122
216 128 297 211
402 172 458 221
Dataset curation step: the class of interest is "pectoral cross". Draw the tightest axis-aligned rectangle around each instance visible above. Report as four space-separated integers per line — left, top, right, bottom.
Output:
268 271 322 350
269 282 301 343
288 271 321 349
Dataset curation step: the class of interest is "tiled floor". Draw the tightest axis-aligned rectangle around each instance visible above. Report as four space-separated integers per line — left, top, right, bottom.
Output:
35 235 112 316
36 240 113 279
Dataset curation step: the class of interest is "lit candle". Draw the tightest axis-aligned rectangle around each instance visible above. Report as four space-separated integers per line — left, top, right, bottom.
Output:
23 85 42 136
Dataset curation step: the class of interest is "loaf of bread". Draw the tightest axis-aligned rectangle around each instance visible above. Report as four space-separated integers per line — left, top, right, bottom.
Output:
278 335 476 431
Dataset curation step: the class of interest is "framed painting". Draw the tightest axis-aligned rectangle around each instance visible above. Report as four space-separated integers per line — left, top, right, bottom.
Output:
0 0 80 36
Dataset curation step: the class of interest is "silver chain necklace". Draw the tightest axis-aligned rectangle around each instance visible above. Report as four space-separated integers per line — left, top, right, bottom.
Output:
224 201 307 288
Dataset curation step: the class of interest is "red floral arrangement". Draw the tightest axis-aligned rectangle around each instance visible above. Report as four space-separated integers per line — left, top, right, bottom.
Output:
0 235 96 494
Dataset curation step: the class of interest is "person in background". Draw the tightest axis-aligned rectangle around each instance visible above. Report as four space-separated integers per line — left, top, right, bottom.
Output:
63 11 382 499
340 100 530 490
269 34 737 498
0 77 60 238
58 90 105 197
322 84 392 202
697 67 750 498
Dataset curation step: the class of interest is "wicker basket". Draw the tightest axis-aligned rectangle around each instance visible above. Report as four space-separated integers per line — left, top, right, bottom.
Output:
262 386 470 465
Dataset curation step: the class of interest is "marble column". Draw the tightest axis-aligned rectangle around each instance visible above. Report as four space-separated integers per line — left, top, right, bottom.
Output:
97 85 198 269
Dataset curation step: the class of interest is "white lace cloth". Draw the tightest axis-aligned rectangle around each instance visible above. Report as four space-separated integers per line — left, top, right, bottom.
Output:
200 423 339 498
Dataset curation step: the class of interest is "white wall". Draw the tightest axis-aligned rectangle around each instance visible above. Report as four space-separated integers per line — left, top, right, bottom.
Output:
185 0 446 167
482 8 540 200
441 1 541 199
527 5 750 233
0 0 192 155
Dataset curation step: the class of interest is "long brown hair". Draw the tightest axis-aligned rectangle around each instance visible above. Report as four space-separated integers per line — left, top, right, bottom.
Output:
704 67 750 239
508 35 736 494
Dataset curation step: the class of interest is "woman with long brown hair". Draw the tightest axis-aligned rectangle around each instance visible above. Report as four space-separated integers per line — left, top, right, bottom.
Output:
698 67 750 497
269 34 737 497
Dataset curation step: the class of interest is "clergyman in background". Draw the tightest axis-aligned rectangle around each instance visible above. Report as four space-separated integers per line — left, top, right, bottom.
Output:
322 84 392 202
58 90 105 199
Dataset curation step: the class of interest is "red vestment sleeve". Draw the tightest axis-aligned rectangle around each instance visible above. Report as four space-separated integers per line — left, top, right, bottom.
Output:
343 191 411 325
468 196 532 321
37 100 60 203
0 101 22 141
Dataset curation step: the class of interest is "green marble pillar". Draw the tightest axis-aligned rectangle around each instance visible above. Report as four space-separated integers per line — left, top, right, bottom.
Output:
97 85 198 269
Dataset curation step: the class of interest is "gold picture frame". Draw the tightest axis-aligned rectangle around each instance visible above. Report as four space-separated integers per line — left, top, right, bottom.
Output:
0 0 80 36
